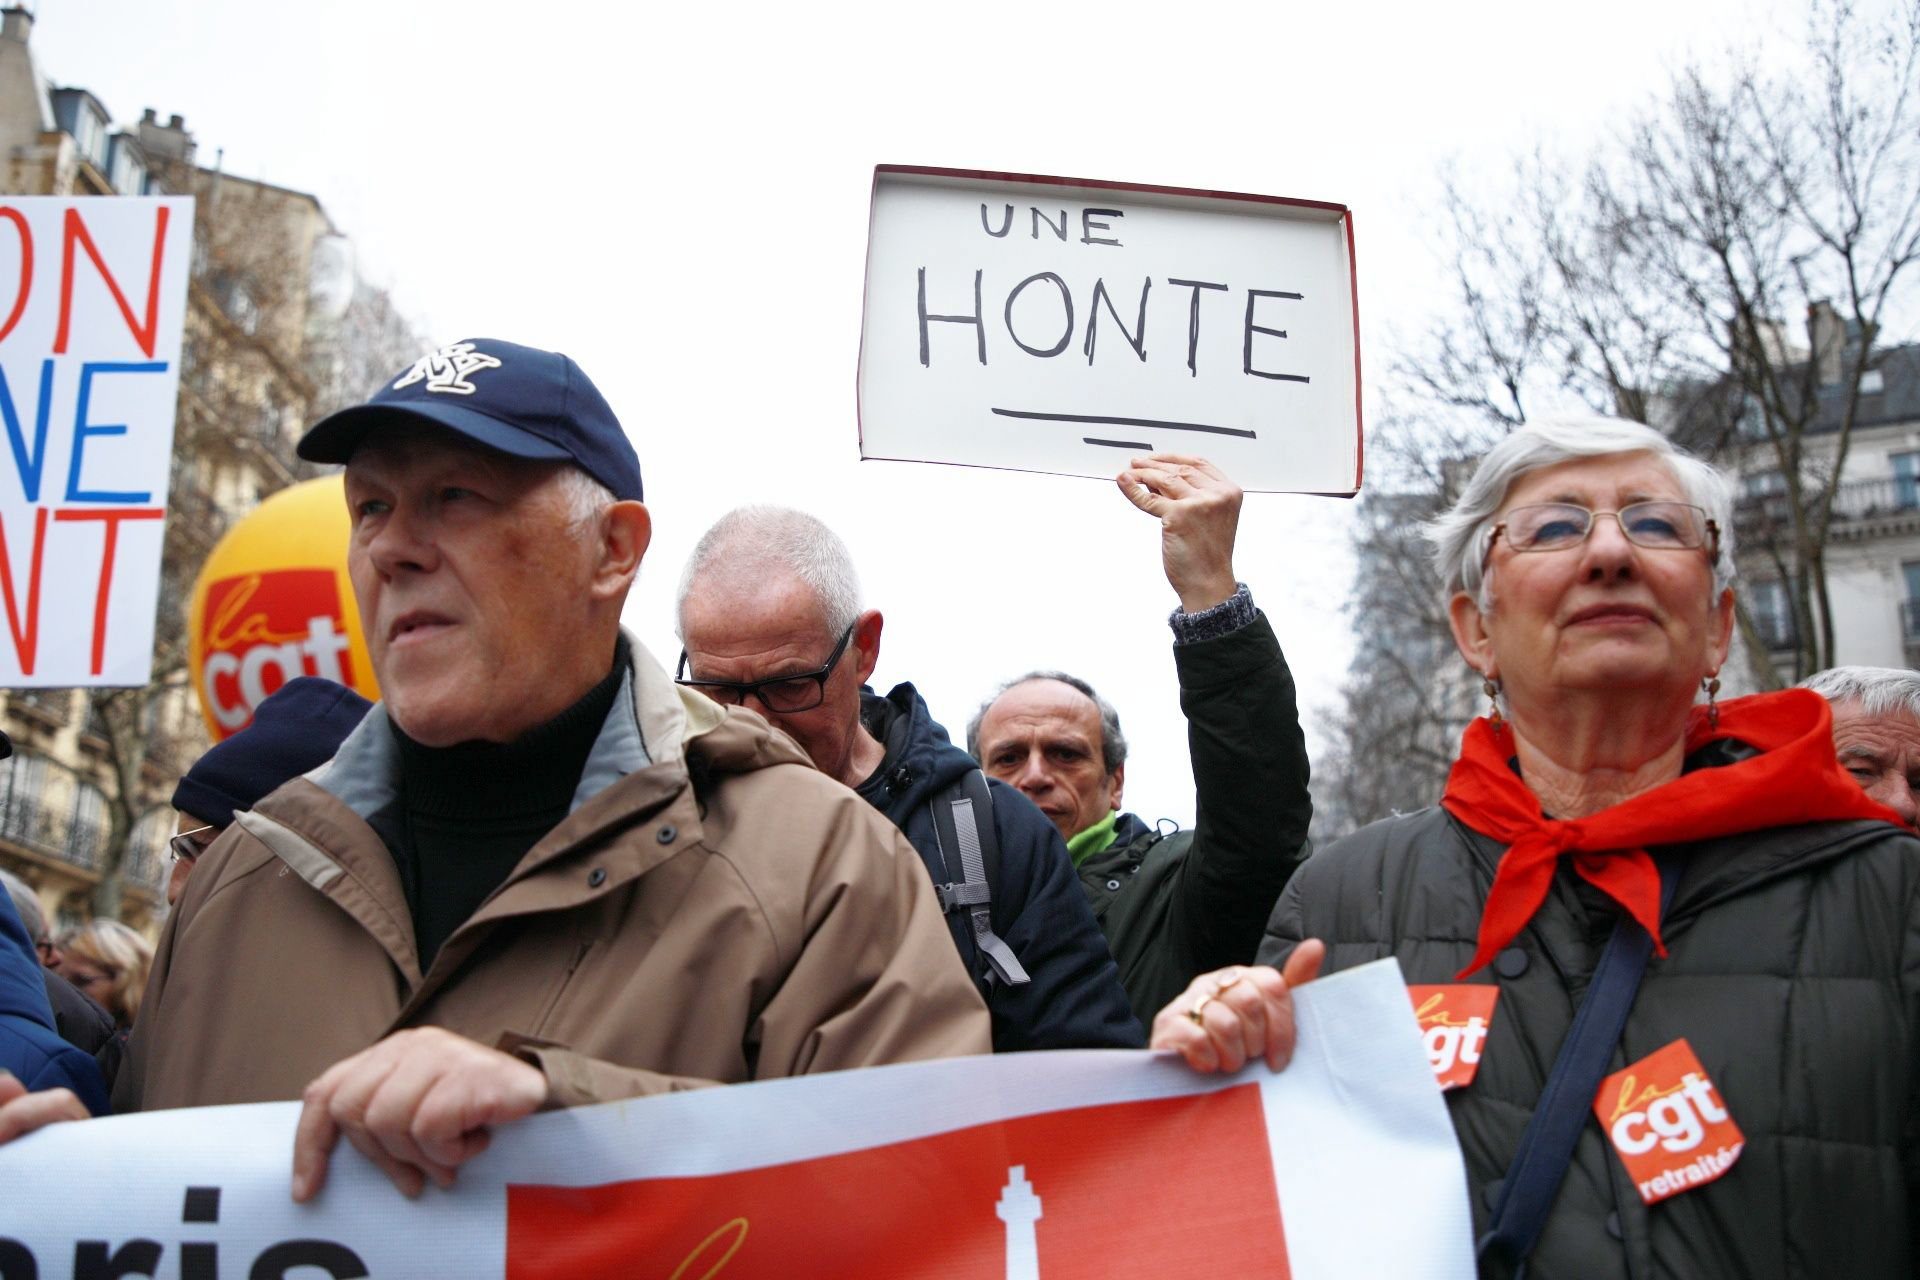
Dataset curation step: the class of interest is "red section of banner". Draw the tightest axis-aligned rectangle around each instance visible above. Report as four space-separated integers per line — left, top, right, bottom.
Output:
506 1084 1289 1279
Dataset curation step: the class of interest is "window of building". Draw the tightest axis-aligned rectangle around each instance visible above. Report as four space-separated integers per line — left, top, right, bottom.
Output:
1895 453 1920 510
1743 469 1787 498
67 783 107 872
71 105 106 171
126 808 172 893
210 273 260 336
1749 579 1798 651
0 752 55 853
1904 563 1920 640
108 136 147 196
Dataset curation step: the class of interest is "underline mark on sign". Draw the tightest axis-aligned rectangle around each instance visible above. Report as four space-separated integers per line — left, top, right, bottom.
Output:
1083 437 1154 450
990 408 1258 440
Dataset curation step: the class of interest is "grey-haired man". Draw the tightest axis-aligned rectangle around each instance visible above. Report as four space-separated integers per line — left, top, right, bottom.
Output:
1803 665 1920 831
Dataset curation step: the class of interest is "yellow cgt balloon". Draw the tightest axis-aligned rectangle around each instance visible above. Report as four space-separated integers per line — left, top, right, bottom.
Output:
186 475 379 741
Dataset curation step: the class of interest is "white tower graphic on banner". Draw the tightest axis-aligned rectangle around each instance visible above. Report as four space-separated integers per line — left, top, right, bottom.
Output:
996 1164 1043 1279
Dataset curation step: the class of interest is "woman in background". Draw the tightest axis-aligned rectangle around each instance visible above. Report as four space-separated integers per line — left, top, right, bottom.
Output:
57 919 153 1031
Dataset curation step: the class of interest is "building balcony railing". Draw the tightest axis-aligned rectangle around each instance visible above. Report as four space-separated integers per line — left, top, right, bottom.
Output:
7 689 71 726
122 837 167 894
1736 477 1920 536
0 797 80 867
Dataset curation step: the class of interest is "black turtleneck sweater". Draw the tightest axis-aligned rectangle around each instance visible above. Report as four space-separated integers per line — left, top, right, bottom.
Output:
386 638 626 970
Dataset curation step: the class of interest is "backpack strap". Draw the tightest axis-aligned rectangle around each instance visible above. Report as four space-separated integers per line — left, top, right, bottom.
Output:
1476 859 1681 1278
929 770 1030 988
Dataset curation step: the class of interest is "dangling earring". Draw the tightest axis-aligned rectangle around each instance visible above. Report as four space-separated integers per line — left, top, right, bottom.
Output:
1702 672 1721 731
1482 673 1504 731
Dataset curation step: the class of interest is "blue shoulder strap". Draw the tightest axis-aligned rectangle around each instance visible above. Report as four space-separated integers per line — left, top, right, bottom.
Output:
1476 860 1681 1277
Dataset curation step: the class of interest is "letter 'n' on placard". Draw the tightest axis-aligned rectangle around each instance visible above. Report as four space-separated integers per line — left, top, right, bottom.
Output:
857 165 1362 496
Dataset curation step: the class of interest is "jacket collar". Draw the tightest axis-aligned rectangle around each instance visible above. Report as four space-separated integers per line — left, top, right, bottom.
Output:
306 628 685 823
855 682 973 820
243 631 806 998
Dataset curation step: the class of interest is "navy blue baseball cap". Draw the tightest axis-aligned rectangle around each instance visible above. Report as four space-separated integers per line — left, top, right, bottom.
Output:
296 338 642 501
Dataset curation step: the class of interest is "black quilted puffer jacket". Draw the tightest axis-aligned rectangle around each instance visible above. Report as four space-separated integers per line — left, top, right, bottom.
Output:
1262 802 1920 1280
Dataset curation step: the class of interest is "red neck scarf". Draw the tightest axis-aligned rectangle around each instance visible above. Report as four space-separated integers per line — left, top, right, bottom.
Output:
1442 688 1903 978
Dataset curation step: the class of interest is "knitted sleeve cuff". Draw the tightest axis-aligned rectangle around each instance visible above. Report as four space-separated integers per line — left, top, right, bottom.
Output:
1168 583 1256 645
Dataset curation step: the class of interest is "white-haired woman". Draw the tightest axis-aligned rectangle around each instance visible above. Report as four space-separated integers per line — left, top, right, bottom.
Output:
1152 418 1914 1278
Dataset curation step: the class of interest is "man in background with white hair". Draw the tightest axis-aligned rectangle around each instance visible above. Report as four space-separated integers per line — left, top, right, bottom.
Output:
676 507 1143 1052
1801 665 1920 831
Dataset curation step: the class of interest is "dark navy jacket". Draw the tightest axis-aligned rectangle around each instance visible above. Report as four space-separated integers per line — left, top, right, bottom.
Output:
856 683 1143 1051
0 890 109 1114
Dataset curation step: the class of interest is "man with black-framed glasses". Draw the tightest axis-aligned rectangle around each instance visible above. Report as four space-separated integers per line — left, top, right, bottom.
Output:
677 506 1143 1053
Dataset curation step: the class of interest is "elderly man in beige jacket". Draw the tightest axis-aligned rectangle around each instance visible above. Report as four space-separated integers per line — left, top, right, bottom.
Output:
113 339 988 1201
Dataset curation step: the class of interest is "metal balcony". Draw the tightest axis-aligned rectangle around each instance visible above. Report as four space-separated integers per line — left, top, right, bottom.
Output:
1736 477 1920 543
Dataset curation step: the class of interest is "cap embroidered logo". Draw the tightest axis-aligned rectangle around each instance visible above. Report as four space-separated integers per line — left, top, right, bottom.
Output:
1595 1038 1744 1206
391 340 504 396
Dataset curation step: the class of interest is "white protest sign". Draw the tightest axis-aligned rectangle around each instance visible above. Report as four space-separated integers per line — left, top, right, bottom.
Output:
0 961 1471 1278
0 196 193 687
858 166 1361 495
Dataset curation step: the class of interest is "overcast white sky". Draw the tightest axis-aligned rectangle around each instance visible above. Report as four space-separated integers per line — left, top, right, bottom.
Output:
32 0 1789 823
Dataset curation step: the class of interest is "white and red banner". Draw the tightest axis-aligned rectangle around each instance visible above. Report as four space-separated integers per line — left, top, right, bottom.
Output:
0 961 1472 1277
0 195 193 687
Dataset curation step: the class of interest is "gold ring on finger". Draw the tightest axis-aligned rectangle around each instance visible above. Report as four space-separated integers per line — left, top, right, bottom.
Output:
1188 993 1217 1027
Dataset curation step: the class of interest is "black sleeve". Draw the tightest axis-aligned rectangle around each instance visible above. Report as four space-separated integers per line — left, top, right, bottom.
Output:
1168 610 1313 974
45 969 115 1057
1256 871 1308 970
982 779 1145 1051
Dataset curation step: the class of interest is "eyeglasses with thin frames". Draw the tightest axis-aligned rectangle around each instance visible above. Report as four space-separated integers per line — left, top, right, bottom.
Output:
1487 501 1720 561
169 824 217 865
674 622 857 714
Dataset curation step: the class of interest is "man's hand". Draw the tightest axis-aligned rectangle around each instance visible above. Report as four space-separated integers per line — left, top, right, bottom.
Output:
0 1071 88 1144
291 1026 548 1202
1116 453 1244 614
1149 941 1326 1073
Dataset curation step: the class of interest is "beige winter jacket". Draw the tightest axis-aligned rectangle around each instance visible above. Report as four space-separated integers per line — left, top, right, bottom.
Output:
116 636 989 1112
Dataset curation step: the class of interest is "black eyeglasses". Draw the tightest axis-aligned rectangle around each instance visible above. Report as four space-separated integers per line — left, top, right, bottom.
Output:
169 824 217 865
1488 502 1720 560
675 623 857 713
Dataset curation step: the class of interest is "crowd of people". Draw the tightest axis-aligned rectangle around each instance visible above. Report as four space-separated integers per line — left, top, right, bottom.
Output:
2 337 1918 1276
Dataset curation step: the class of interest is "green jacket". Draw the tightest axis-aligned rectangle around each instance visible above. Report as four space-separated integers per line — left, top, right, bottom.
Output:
1262 804 1920 1280
1081 612 1313 1022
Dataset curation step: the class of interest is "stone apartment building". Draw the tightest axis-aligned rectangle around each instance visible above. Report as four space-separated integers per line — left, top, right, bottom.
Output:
1725 327 1920 685
0 6 407 936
